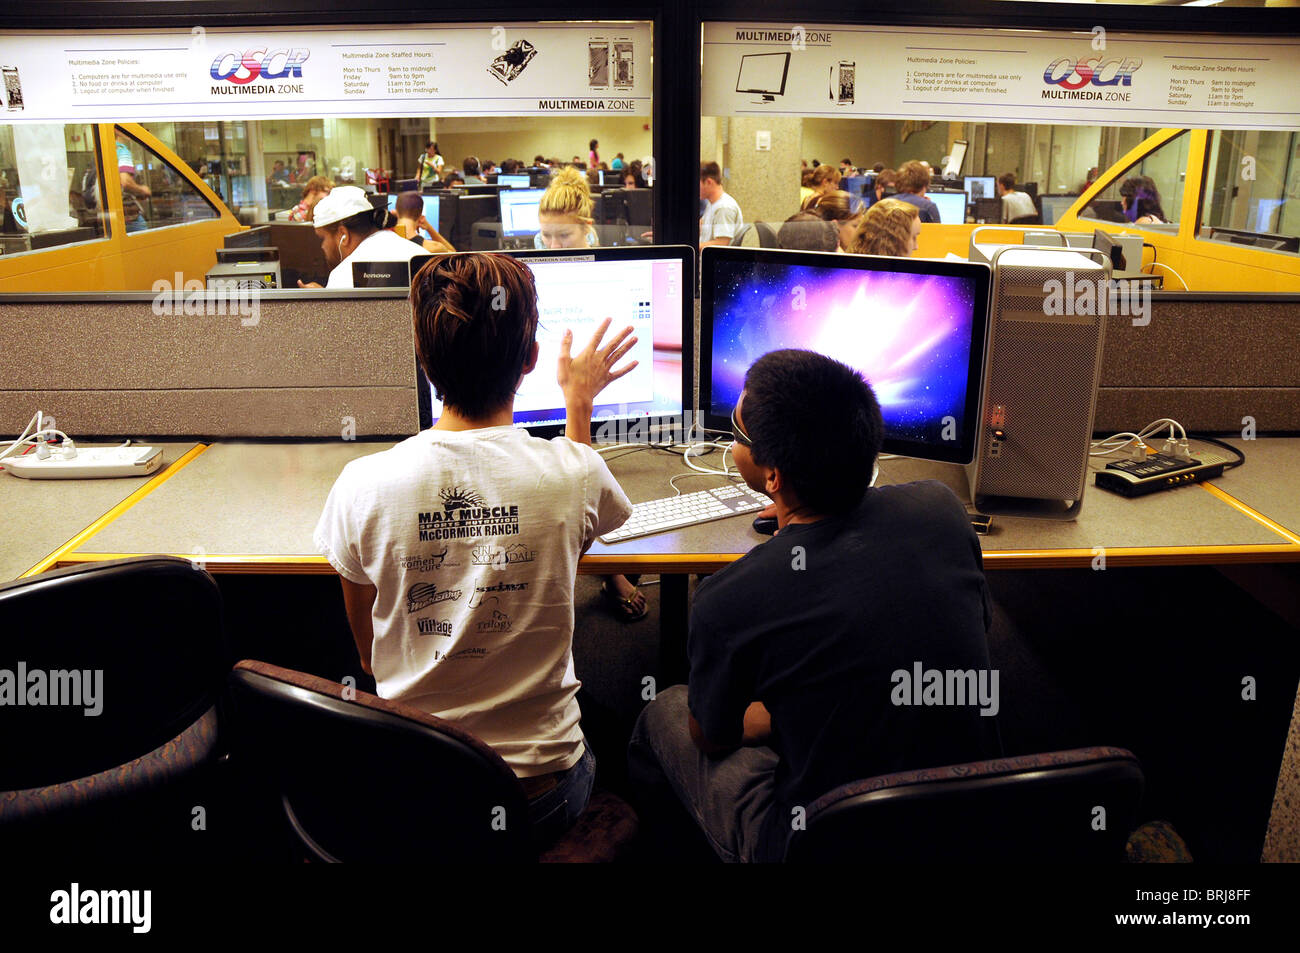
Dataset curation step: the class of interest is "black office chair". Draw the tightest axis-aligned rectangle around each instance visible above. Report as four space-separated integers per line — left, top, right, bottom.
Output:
1010 214 1043 226
0 556 229 857
784 746 1143 863
226 660 638 863
754 221 779 248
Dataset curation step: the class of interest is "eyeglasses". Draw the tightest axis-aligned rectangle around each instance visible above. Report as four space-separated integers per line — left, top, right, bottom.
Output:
730 405 752 448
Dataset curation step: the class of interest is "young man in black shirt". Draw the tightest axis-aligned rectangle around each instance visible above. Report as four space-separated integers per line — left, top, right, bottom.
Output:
629 349 1000 862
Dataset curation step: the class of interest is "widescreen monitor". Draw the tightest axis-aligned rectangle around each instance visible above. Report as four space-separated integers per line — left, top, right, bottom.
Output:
416 245 692 438
499 187 545 236
498 174 531 189
700 246 992 465
386 194 440 239
930 190 968 224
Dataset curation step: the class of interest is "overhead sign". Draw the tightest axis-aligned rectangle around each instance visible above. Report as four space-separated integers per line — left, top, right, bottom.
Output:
703 22 1300 130
0 22 651 121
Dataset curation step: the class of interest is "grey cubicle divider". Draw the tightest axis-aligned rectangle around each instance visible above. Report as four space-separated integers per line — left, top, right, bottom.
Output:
1 289 1297 439
0 290 417 438
1094 292 1300 433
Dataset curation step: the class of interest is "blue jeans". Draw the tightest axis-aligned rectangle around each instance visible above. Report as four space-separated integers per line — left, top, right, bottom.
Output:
527 736 596 853
628 685 778 862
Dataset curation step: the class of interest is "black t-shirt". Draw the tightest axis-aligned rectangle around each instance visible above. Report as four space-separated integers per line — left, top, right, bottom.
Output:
687 479 1000 862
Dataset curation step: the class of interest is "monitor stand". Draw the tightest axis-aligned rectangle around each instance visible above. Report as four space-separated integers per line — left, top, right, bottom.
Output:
752 94 777 104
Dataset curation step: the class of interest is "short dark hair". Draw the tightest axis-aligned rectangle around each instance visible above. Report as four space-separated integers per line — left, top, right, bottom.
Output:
841 158 852 166
997 172 1017 190
700 161 722 183
501 158 522 174
463 156 481 176
410 254 540 420
741 350 882 516
395 190 425 219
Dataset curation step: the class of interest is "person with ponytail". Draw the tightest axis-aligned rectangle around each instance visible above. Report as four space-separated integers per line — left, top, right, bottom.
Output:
1119 176 1168 225
301 185 428 289
535 166 599 250
805 189 865 252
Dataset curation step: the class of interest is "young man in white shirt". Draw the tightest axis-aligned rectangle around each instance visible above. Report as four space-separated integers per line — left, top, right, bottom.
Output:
314 253 638 849
298 185 427 289
997 173 1038 223
700 160 744 250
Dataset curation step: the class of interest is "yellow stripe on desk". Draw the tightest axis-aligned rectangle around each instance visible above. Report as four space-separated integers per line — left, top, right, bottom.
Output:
1201 482 1300 546
21 443 211 577
54 553 332 574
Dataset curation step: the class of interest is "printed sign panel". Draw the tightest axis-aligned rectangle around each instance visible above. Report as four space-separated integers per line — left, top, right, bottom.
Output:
703 22 1300 130
0 22 651 121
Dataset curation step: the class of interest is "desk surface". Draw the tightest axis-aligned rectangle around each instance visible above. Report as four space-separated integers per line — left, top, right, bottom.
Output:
1208 438 1300 542
55 436 1300 574
1 442 201 580
68 441 389 572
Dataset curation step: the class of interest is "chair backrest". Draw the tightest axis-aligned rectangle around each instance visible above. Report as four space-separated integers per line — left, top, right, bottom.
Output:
1010 214 1042 226
729 223 756 246
226 660 533 862
0 556 227 791
785 746 1143 863
755 221 780 248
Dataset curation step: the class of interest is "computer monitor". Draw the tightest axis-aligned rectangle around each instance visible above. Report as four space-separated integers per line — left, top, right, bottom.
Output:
699 246 992 465
964 176 995 203
416 245 692 438
735 52 791 102
386 194 440 239
1039 194 1076 226
973 197 1002 224
930 190 968 224
498 174 531 189
499 187 545 237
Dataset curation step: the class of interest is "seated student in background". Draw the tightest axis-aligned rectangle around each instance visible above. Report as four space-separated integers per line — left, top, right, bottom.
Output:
461 157 486 185
629 349 999 862
535 166 599 250
864 168 897 209
800 163 841 210
798 168 816 208
846 197 921 257
776 211 839 253
700 161 744 250
996 173 1036 223
298 185 426 289
1119 175 1168 225
394 190 456 254
892 160 941 224
806 189 864 252
315 253 638 850
443 171 465 189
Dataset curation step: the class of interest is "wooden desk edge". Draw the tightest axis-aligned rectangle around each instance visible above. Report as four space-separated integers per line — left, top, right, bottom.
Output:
54 542 1300 576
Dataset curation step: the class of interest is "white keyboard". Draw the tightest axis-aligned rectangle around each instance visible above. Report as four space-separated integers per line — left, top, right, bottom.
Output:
599 483 772 543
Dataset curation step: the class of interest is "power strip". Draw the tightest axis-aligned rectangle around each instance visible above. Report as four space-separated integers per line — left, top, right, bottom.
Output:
1094 452 1225 498
1 446 163 480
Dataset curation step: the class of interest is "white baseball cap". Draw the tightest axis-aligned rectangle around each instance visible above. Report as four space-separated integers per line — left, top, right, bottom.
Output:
311 185 376 228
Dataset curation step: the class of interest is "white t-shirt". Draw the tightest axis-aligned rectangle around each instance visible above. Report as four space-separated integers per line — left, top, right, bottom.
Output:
325 229 428 289
314 426 632 776
701 191 744 242
1000 190 1037 223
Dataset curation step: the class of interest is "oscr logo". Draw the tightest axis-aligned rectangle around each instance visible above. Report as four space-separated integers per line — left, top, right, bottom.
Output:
1043 55 1142 89
210 48 310 84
